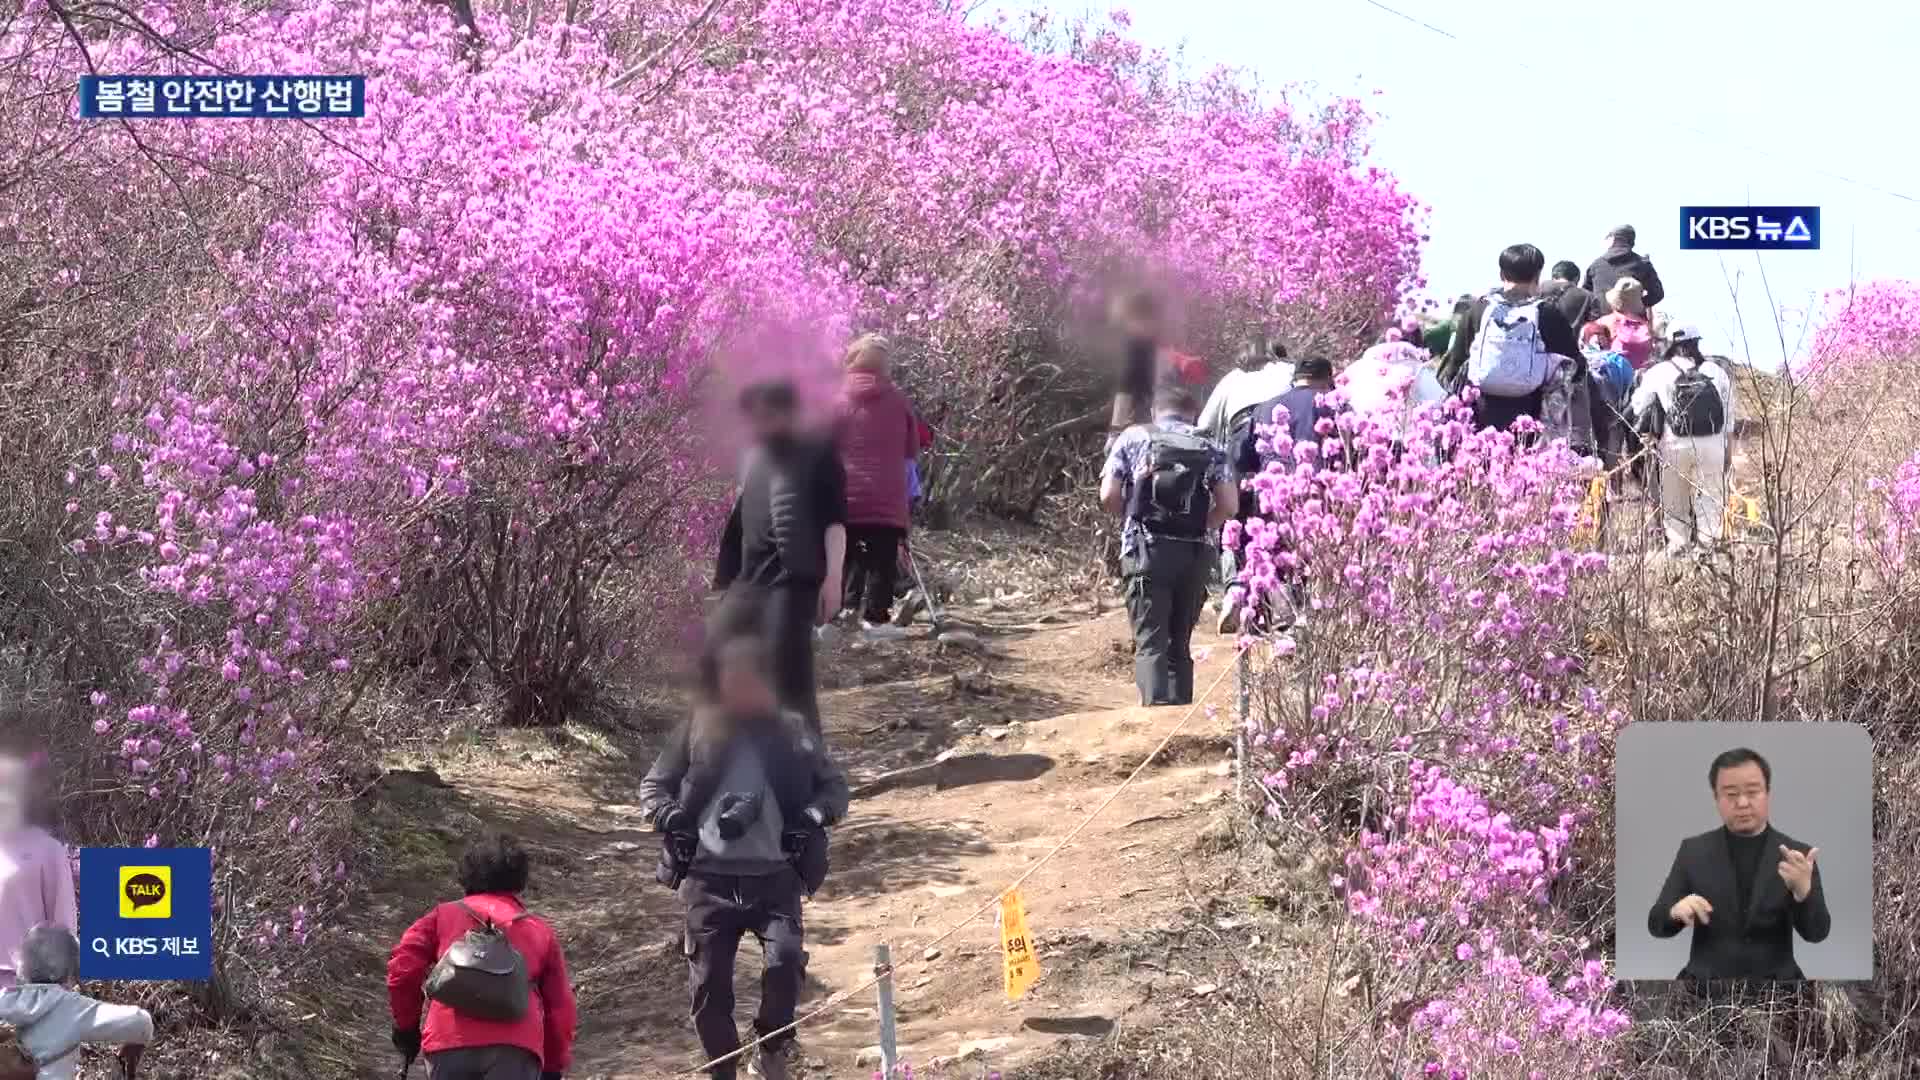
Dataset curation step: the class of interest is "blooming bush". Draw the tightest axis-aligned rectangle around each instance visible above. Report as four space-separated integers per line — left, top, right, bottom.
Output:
0 0 1424 1023
1339 762 1575 964
1803 280 1920 380
1410 949 1630 1078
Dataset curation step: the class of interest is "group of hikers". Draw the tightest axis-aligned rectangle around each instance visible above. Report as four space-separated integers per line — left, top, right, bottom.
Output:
367 225 1741 1080
1102 224 1735 708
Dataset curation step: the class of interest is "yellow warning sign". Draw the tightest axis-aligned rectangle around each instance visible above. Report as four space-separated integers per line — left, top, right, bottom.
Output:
999 888 1041 1000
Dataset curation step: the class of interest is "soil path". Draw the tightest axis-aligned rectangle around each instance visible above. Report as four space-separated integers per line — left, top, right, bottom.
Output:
330 601 1239 1080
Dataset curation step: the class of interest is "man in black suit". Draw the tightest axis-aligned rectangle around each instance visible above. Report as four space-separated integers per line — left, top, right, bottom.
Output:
1648 747 1831 981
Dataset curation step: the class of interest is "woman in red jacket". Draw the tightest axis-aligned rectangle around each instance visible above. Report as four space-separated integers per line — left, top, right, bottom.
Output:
388 834 577 1080
834 335 919 638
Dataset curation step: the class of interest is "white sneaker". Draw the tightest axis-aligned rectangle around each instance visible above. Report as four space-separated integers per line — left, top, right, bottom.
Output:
862 622 908 641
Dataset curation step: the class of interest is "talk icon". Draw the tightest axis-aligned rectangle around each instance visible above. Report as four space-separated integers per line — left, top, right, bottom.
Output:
119 866 172 919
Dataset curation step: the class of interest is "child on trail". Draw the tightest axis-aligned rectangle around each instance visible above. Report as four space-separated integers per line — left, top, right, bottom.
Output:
833 335 919 639
639 615 850 1080
0 729 77 993
0 925 152 1080
1628 325 1734 557
387 834 577 1080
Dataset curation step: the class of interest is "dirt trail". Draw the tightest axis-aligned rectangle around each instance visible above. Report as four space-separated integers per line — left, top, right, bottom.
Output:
331 601 1239 1080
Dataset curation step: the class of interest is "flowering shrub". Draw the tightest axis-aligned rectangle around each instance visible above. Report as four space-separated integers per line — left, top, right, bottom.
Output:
0 0 1423 1021
1410 948 1630 1077
1803 280 1920 379
1338 762 1575 963
1221 393 1629 1071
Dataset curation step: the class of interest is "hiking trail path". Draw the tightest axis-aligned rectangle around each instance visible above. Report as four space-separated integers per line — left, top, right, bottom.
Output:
342 599 1241 1080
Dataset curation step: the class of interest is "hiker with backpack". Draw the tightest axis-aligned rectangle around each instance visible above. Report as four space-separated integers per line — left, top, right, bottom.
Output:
1544 260 1601 330
387 834 577 1080
639 615 851 1080
1102 385 1237 705
832 335 919 640
712 380 848 733
1222 358 1340 636
0 925 151 1080
1439 244 1586 434
1582 323 1637 471
1628 326 1734 557
1196 336 1294 631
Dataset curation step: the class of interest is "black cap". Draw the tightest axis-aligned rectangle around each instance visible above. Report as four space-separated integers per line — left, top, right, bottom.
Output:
1609 224 1636 245
1295 356 1334 380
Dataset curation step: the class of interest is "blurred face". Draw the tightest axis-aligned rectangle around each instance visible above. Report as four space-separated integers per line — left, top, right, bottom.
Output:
716 643 778 714
747 400 797 443
0 756 29 833
1713 762 1770 835
849 347 890 376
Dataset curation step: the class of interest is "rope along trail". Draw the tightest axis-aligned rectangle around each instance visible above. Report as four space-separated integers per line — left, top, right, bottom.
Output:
681 649 1245 1075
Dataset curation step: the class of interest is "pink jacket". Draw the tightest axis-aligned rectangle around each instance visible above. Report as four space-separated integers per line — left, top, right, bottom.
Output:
834 372 917 529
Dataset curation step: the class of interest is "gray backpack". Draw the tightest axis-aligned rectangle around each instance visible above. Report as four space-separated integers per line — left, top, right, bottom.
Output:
423 902 532 1022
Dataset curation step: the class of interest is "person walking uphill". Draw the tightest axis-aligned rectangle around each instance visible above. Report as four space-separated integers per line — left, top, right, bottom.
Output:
712 380 848 733
1440 243 1585 434
1103 385 1237 706
833 335 918 639
1107 290 1207 442
1582 224 1665 311
387 834 577 1080
640 619 851 1080
1629 325 1734 557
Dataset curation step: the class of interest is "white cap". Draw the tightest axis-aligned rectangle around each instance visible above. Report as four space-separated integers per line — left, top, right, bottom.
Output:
1669 324 1703 344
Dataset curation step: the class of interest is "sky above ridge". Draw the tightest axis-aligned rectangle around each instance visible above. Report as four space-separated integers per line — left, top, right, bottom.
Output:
980 0 1920 366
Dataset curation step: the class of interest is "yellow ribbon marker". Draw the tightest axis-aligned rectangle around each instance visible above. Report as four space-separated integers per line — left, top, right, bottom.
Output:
1574 475 1607 548
999 888 1041 1000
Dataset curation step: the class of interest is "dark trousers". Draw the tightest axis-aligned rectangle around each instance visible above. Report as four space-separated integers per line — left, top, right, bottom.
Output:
1473 389 1543 434
769 586 821 732
683 870 808 1078
426 1045 541 1080
1122 539 1209 706
843 524 905 625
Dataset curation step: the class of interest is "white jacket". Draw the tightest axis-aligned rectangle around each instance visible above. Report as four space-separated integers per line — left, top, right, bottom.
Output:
0 984 152 1080
1629 356 1734 444
1197 363 1297 443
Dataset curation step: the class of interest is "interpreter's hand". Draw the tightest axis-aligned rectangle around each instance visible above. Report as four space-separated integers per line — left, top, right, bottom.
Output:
1779 846 1819 902
392 1027 422 1061
1669 894 1713 928
819 577 842 626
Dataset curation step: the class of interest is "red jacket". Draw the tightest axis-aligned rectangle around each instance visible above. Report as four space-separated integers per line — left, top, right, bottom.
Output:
834 371 917 529
387 893 577 1071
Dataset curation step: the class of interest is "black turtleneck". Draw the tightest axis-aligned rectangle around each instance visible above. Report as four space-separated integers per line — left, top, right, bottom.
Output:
1725 825 1769 911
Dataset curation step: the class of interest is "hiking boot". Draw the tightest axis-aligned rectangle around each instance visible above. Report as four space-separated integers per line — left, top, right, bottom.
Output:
862 621 908 641
749 1043 792 1080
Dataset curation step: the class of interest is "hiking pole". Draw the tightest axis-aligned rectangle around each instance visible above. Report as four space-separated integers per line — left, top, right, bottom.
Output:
901 541 945 636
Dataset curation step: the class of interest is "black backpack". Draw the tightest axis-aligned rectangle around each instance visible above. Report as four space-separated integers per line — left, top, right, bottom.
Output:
1226 403 1263 485
1127 427 1215 539
423 902 534 1022
1667 361 1726 438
